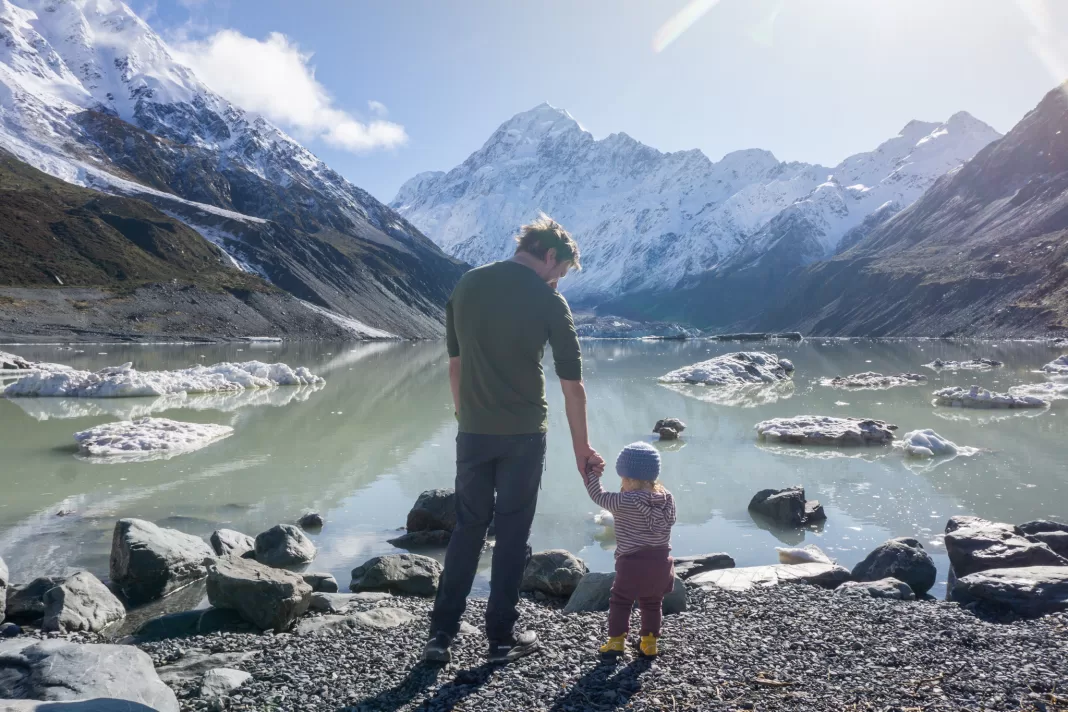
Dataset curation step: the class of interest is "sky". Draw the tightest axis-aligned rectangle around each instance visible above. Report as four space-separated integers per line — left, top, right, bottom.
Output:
135 0 1068 203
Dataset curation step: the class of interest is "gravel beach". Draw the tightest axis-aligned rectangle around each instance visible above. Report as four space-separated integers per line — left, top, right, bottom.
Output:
134 585 1068 712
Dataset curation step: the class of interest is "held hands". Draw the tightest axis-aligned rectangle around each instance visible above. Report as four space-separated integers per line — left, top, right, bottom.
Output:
575 445 606 478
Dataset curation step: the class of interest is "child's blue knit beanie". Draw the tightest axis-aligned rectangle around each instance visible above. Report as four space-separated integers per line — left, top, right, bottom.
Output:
615 441 661 481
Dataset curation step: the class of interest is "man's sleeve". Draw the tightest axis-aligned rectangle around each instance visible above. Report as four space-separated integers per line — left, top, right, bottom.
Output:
548 292 582 381
445 298 460 358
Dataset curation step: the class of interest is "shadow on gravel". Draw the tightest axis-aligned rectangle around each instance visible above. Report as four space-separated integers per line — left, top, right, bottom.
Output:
344 662 444 712
416 662 499 711
548 657 653 711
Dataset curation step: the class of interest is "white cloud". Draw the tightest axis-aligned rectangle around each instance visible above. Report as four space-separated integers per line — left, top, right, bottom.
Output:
367 100 388 117
174 30 407 152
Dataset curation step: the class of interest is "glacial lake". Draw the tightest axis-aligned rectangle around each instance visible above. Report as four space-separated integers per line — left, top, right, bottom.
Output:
1 338 1066 602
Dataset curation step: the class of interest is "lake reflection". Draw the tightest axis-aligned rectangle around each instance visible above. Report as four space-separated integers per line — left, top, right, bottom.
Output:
0 338 1065 599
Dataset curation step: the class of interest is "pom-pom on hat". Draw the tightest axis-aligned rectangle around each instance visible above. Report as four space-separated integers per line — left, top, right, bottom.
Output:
615 441 661 481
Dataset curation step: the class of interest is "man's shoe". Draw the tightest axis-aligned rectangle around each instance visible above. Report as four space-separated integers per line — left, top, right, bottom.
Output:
488 630 539 663
422 631 453 664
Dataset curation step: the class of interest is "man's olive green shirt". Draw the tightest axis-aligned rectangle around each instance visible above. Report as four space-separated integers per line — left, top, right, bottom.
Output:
446 260 583 435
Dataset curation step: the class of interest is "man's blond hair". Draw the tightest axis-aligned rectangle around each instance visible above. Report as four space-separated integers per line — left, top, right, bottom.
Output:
514 214 581 271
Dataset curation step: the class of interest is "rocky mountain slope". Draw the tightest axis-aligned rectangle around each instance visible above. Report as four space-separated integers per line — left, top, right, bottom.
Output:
616 82 1068 337
391 103 999 305
0 0 465 339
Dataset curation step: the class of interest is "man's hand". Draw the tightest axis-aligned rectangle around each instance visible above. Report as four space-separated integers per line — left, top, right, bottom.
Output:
575 445 605 478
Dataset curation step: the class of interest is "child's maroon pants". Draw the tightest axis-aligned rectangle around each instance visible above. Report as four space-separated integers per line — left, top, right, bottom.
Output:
607 546 674 637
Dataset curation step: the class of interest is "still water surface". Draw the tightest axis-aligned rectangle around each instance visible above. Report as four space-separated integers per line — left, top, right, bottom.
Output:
1 339 1065 600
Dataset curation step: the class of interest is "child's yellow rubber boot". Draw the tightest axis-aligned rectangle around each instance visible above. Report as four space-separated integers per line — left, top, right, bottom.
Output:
639 633 659 657
599 635 626 655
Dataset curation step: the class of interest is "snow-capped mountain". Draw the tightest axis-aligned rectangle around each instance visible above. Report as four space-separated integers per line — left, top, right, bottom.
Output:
391 103 1000 304
0 0 465 338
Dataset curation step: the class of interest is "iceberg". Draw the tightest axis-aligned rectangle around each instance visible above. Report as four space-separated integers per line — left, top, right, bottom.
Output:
932 385 1048 409
74 417 233 461
922 358 1002 371
820 372 926 390
660 352 794 386
754 415 897 446
1009 381 1068 401
3 360 324 398
1042 355 1068 374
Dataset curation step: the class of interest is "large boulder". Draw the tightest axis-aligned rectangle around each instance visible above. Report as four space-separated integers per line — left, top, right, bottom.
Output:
41 572 126 634
563 573 687 615
0 700 161 710
951 566 1068 617
836 578 916 600
254 524 316 568
302 572 339 593
748 486 825 527
673 553 736 580
4 577 66 624
109 518 214 604
132 607 256 641
0 639 178 712
406 489 457 532
209 529 255 558
1015 520 1068 558
689 562 852 591
349 554 442 596
206 555 312 632
0 556 7 622
852 537 937 596
944 516 1068 578
520 550 589 598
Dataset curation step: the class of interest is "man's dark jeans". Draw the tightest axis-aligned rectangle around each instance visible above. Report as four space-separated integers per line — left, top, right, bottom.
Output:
430 432 545 642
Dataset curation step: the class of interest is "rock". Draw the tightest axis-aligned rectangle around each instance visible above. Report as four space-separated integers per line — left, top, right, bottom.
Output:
822 372 927 389
349 554 442 596
155 650 258 685
852 537 938 596
923 358 1003 371
520 550 589 598
656 426 678 440
293 607 417 635
1042 354 1068 374
0 556 7 622
132 607 257 641
406 489 457 533
951 566 1068 616
1015 520 1068 558
689 562 852 591
653 418 686 441
932 385 1048 409
4 578 65 623
0 700 161 711
0 622 20 637
659 351 794 386
254 524 316 567
309 591 392 613
298 511 324 530
945 516 1068 578
41 571 126 634
302 572 339 593
387 530 452 549
836 578 916 600
776 544 833 565
206 554 312 632
109 518 214 604
563 573 686 615
672 553 735 580
0 351 35 370
755 415 897 446
0 639 178 712
200 668 252 702
209 528 255 558
748 486 825 527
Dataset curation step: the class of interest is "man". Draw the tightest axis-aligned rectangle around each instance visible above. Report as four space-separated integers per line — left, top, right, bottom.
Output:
424 215 605 664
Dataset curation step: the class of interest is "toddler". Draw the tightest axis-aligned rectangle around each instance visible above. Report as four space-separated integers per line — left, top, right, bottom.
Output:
583 441 676 657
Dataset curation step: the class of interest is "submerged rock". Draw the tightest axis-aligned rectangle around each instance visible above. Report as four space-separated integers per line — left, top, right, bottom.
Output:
923 358 1003 371
836 578 915 600
0 639 179 711
952 566 1068 616
748 486 826 527
660 352 794 386
299 512 324 530
254 524 316 567
822 372 927 389
689 562 851 591
755 416 897 446
945 516 1068 578
41 571 126 633
852 537 937 596
1041 354 1068 374
521 550 589 598
563 573 686 615
933 385 1049 409
388 529 453 549
209 528 255 558
109 518 214 604
673 553 735 580
206 555 312 632
349 554 442 596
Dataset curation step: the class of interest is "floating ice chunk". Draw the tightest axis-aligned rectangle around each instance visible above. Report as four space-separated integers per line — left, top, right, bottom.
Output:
922 358 1002 371
932 385 1048 409
821 372 927 390
660 352 794 386
594 509 614 526
754 415 897 446
1009 381 1068 401
3 360 324 398
0 351 73 376
893 429 978 459
1042 355 1068 374
74 417 233 461
776 544 833 565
